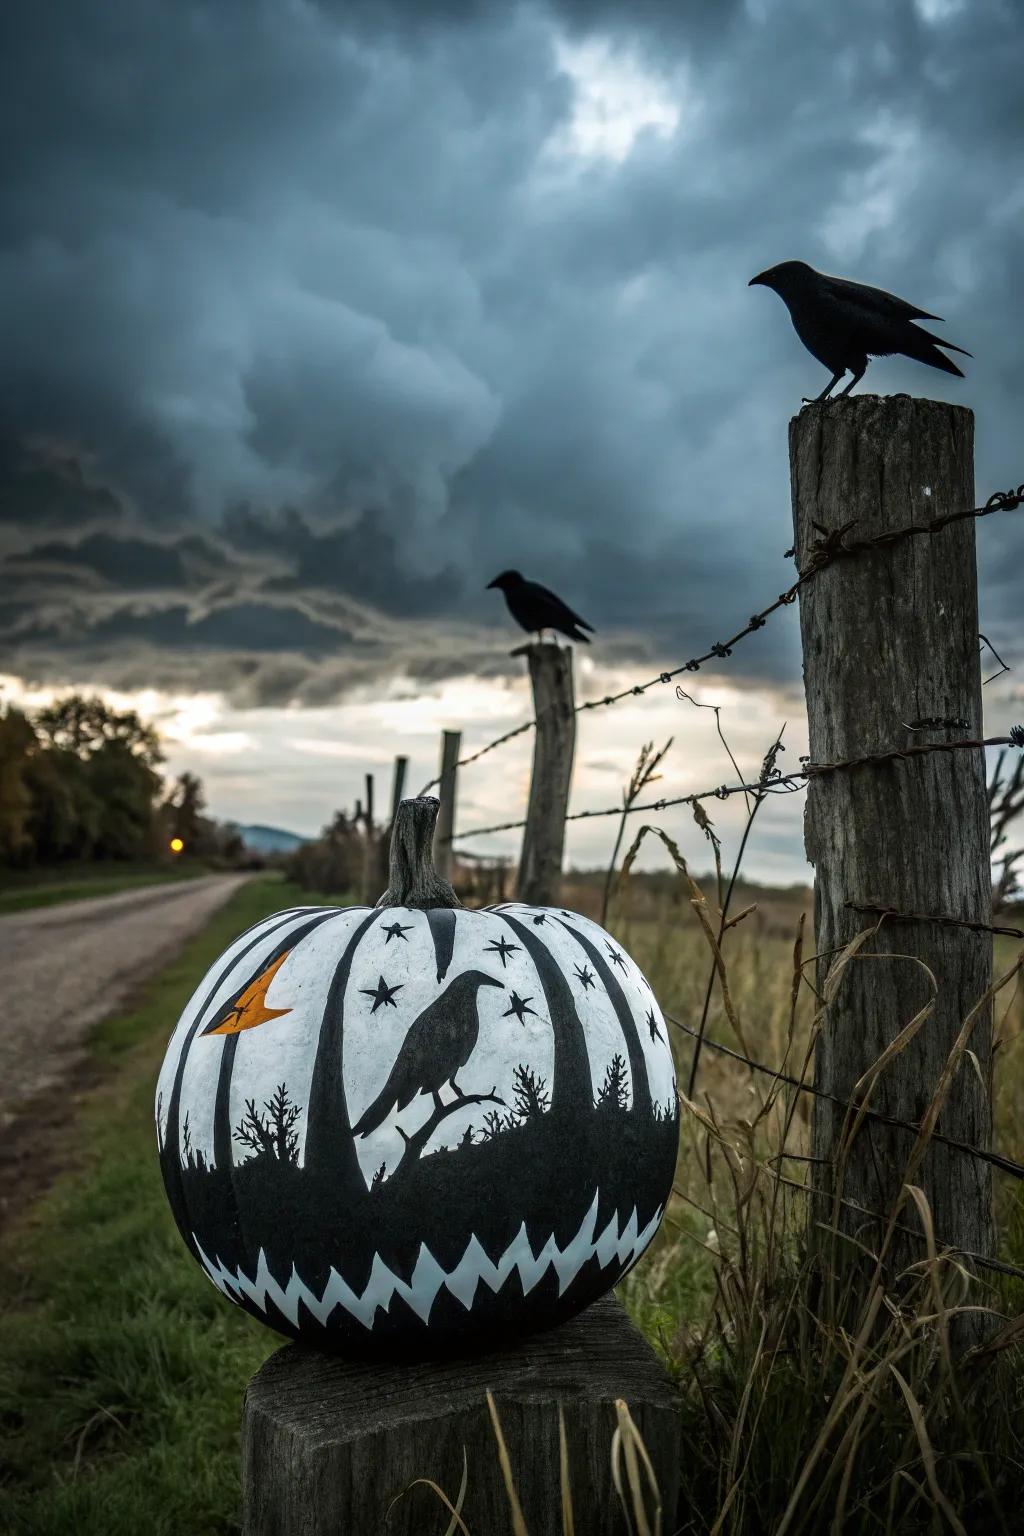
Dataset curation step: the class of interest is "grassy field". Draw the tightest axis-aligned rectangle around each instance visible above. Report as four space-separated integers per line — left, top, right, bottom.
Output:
2 871 1023 1532
0 860 211 915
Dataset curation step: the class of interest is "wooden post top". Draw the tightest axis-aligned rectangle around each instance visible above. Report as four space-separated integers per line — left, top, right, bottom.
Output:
241 1296 680 1536
510 639 570 657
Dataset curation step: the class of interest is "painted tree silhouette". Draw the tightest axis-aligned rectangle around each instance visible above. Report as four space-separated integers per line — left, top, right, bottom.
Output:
181 1111 208 1171
596 1053 629 1112
234 1083 302 1164
512 1063 550 1120
481 1107 517 1140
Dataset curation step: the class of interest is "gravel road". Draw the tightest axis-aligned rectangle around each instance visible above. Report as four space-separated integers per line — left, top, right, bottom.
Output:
0 874 251 1130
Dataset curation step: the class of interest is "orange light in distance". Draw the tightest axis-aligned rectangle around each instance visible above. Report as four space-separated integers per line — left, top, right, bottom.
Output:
169 837 185 854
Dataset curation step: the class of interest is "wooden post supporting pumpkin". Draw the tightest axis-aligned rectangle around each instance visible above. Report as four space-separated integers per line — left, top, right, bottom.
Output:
435 730 461 882
790 396 993 1290
240 1295 680 1536
515 642 576 906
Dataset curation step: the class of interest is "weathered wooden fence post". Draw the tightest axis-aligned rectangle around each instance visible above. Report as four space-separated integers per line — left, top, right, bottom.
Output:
377 754 409 887
515 642 576 906
389 754 409 827
241 1295 680 1535
360 772 376 905
435 729 461 882
790 395 992 1281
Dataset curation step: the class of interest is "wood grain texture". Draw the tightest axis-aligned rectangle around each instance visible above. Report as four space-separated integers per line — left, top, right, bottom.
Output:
241 1294 680 1535
516 643 576 907
790 395 993 1277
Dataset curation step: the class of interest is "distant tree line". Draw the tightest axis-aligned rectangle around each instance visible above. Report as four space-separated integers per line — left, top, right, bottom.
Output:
0 693 245 869
285 807 510 904
284 809 366 895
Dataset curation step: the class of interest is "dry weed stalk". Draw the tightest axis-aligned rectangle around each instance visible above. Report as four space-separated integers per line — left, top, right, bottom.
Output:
601 738 673 927
397 1393 664 1536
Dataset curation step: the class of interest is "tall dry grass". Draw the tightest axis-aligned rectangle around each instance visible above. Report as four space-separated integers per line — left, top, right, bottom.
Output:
618 834 1024 1535
413 822 1024 1532
411 712 1024 1532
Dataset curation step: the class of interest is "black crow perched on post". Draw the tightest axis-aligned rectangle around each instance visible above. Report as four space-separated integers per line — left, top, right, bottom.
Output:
748 260 971 403
352 970 504 1137
487 570 594 643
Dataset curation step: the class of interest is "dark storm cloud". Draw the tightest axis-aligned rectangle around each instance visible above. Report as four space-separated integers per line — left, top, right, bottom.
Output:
6 531 226 590
223 506 463 619
0 0 1021 704
0 436 126 532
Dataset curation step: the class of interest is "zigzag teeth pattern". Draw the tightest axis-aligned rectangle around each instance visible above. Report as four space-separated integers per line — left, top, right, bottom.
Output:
193 1192 663 1332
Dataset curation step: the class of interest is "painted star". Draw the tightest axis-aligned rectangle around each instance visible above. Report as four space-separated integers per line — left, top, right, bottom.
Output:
503 991 537 1024
381 921 413 944
606 945 628 971
574 964 595 991
360 975 403 1013
646 1008 663 1043
484 936 520 968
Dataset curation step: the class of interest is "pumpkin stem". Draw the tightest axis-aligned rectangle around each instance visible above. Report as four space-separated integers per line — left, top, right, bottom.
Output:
376 796 462 911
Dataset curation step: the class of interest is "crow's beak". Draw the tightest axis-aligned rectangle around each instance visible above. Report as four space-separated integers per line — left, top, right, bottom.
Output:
748 271 769 288
486 578 499 589
481 975 504 988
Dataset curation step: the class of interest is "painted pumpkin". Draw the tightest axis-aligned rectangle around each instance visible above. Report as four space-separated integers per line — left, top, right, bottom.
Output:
156 796 678 1354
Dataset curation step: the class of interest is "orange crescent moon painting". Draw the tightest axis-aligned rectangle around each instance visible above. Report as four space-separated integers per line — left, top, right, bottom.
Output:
202 950 293 1036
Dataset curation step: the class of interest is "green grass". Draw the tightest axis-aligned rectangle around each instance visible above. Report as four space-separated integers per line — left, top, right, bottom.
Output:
0 876 318 1536
0 861 210 916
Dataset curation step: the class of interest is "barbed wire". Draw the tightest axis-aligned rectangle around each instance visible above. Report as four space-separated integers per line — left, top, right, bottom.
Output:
419 482 1024 795
661 1196 1024 1284
449 726 1024 842
846 901 1024 941
417 716 537 793
803 726 1024 778
664 1012 1024 1184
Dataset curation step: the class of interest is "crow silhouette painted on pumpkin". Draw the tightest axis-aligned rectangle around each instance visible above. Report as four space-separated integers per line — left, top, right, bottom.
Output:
156 798 678 1355
353 971 504 1136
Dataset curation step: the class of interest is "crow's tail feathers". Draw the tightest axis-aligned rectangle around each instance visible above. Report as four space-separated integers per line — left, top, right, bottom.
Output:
904 324 971 376
352 1083 395 1138
568 625 592 643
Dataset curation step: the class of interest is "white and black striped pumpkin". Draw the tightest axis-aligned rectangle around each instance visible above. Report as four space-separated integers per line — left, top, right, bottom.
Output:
156 797 678 1353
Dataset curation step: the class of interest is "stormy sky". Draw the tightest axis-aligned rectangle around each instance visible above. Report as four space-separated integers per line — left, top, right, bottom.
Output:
1 0 1022 877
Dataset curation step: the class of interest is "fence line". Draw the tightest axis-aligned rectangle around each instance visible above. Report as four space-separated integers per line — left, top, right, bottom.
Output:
664 1012 1024 1184
417 482 1024 796
449 727 1024 843
846 901 1024 941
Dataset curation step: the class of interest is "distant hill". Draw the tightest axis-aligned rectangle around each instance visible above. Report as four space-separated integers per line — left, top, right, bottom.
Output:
235 824 309 854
